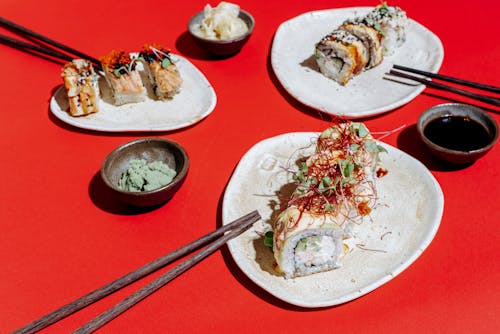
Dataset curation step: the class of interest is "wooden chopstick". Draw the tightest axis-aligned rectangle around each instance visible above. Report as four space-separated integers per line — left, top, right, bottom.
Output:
0 16 101 69
387 69 500 107
73 214 259 334
393 64 500 94
13 210 261 334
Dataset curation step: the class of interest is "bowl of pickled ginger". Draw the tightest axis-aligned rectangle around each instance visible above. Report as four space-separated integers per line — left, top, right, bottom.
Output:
188 2 254 55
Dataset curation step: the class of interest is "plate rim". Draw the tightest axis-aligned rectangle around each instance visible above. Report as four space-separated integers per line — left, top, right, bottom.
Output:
271 7 445 119
222 131 444 307
49 54 217 132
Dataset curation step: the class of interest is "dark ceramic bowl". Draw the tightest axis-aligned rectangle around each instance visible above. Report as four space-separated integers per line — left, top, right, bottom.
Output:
187 9 254 56
417 103 498 164
101 138 189 207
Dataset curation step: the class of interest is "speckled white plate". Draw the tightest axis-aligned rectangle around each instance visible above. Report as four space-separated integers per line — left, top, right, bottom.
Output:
222 132 444 307
50 55 216 132
271 7 444 118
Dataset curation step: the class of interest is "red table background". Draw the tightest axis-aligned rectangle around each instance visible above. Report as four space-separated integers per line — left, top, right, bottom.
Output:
1 0 499 333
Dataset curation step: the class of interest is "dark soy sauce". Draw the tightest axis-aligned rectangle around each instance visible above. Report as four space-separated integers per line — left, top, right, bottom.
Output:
424 115 491 151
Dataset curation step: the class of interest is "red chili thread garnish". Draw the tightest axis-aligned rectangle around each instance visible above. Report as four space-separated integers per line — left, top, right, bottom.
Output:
286 121 380 225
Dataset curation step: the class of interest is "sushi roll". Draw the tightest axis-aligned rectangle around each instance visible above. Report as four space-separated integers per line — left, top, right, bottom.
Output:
315 29 368 85
272 122 388 278
138 44 182 99
61 59 99 117
340 20 384 69
364 3 408 55
273 207 347 278
99 50 146 105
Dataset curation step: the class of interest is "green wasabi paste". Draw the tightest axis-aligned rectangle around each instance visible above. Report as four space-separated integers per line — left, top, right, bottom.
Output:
118 159 177 192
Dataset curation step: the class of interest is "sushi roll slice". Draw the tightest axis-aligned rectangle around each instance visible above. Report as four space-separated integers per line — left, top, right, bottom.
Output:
61 59 99 117
364 2 408 55
99 50 146 106
272 122 388 278
138 44 182 99
340 20 384 69
315 29 368 85
273 207 347 278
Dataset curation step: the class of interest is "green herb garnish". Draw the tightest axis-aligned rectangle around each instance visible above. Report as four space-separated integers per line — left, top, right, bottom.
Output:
264 231 274 249
161 57 172 68
338 159 354 178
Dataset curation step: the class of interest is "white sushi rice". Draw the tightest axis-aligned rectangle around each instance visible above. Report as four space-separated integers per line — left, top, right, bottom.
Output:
279 228 344 278
365 5 408 55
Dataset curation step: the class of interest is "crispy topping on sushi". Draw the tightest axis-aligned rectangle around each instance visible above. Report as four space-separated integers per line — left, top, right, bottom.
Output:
339 21 383 69
271 122 388 278
99 50 145 105
315 29 368 85
324 30 368 74
61 59 99 117
138 44 182 99
315 2 408 84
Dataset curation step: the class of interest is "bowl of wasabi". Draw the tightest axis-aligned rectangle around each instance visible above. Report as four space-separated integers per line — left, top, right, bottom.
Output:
101 137 189 207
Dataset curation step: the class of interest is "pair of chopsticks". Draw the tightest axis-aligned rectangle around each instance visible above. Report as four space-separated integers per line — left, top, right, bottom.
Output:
0 16 101 69
14 210 261 334
386 64 500 107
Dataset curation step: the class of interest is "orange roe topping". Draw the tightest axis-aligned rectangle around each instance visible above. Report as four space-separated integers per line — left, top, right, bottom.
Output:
141 43 170 56
99 50 131 68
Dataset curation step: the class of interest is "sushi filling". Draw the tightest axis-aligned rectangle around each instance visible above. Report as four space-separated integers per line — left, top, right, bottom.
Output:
294 235 339 275
315 48 352 84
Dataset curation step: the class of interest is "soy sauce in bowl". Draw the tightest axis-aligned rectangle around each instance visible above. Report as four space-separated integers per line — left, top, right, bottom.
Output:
423 115 491 152
417 103 498 164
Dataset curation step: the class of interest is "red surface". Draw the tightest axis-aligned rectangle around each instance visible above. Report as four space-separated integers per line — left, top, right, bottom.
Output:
0 0 499 333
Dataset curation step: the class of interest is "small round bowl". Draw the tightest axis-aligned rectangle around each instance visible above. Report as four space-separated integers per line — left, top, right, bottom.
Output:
101 138 189 207
417 103 498 165
187 9 254 56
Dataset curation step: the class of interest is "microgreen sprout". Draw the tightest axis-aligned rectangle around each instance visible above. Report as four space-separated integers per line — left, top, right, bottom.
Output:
264 231 274 249
149 46 174 68
280 122 388 224
350 143 360 152
338 159 354 178
351 122 369 138
378 1 389 15
112 57 142 78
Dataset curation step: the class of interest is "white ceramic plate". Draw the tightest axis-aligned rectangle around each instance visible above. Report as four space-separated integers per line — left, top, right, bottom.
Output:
222 132 444 307
50 55 216 132
271 7 444 118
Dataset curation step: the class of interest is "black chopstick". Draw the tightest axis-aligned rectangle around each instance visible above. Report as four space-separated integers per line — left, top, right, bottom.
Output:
0 16 101 69
73 214 259 334
393 64 500 94
13 210 261 334
387 69 500 107
0 33 76 63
